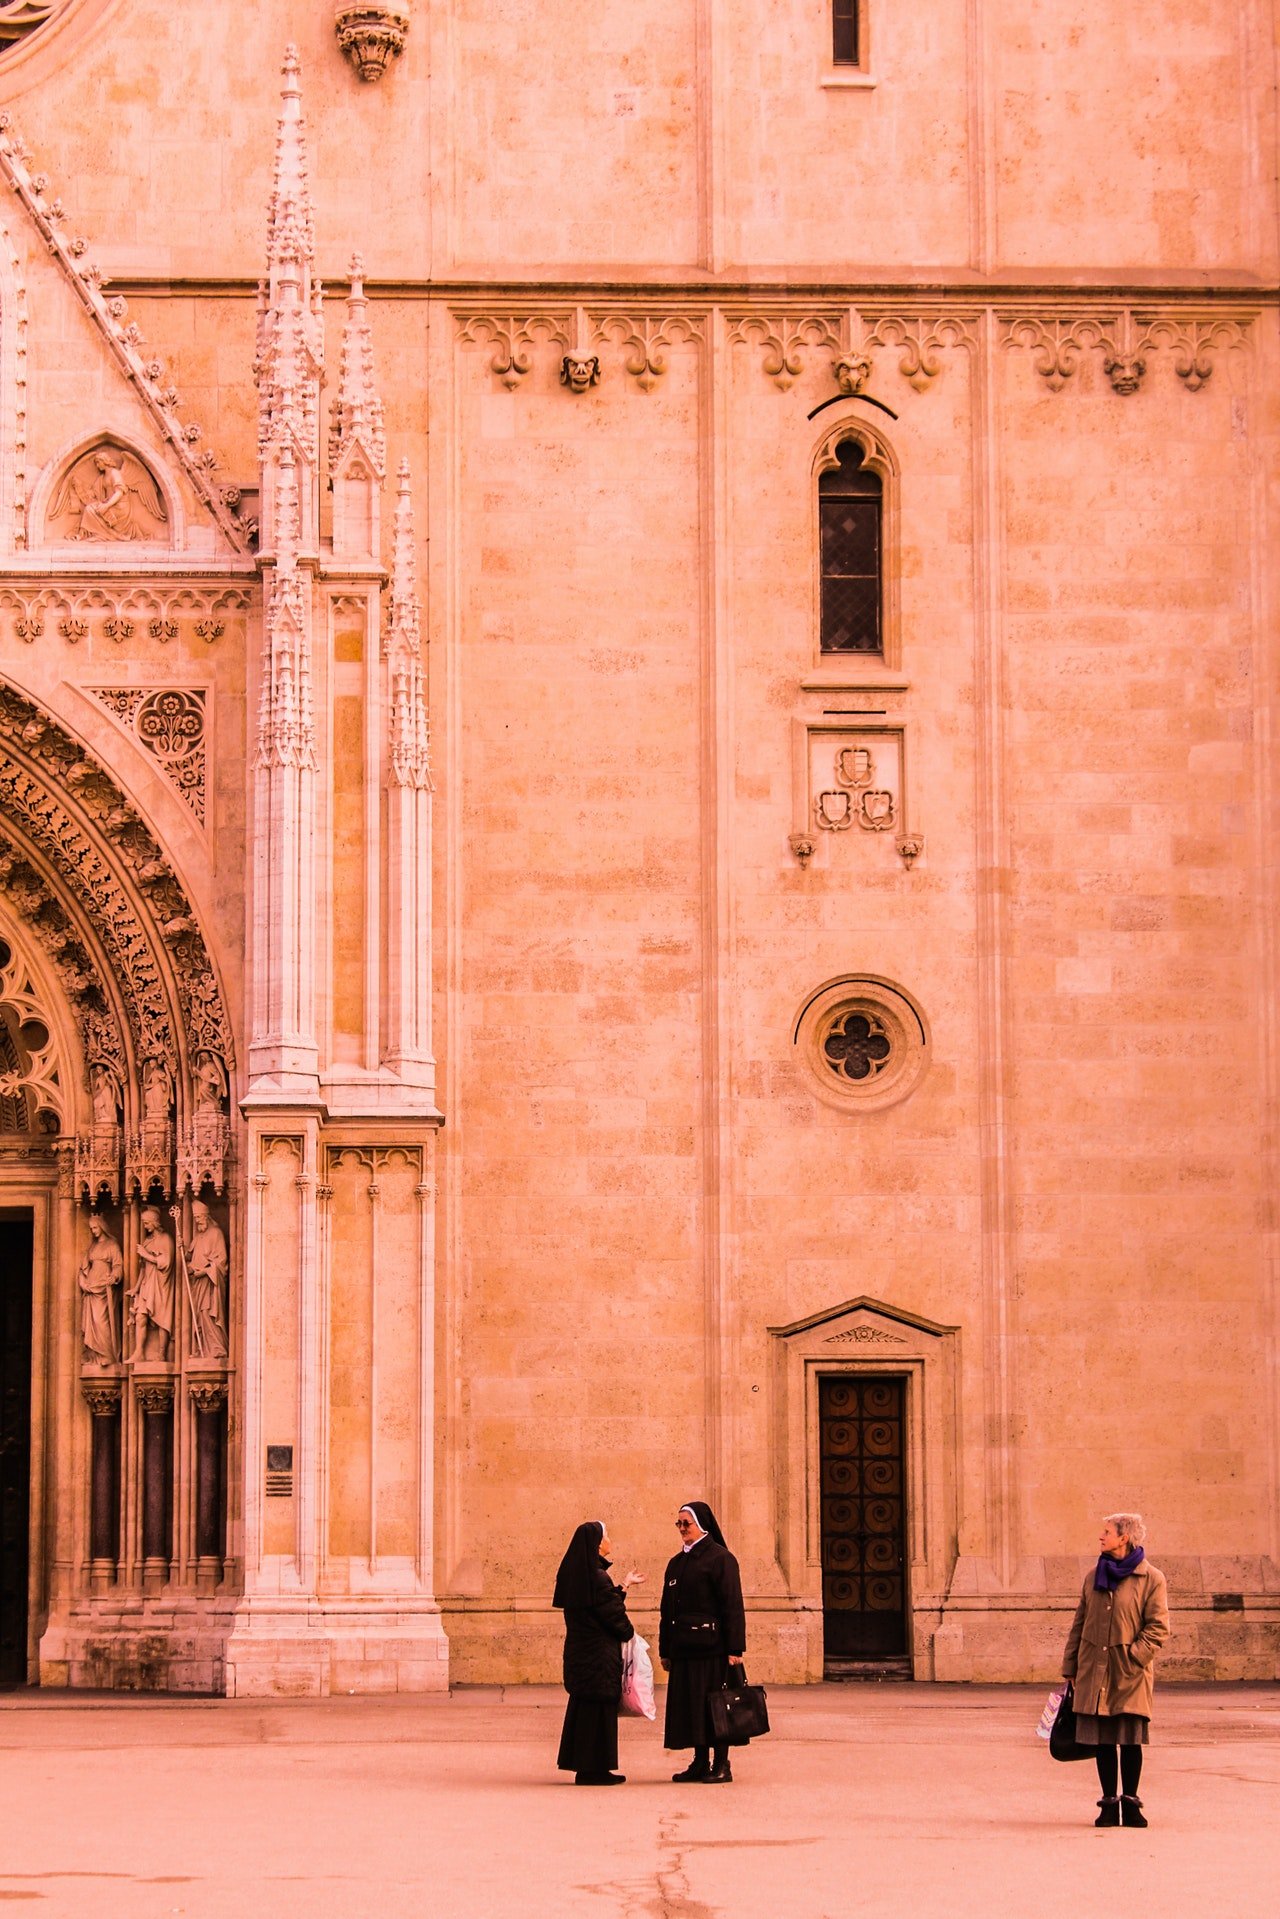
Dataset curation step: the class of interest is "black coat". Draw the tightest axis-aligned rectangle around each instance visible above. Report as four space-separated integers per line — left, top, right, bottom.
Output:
561 1562 634 1699
658 1537 746 1661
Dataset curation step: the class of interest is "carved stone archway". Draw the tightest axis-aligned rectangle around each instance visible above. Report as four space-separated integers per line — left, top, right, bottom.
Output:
0 676 232 1197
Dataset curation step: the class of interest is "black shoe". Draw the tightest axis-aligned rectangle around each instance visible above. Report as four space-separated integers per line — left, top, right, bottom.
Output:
1120 1795 1148 1828
671 1761 711 1782
1094 1797 1120 1827
703 1760 734 1784
574 1771 626 1785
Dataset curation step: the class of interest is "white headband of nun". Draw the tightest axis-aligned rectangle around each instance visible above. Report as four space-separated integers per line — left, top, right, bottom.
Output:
679 1505 707 1536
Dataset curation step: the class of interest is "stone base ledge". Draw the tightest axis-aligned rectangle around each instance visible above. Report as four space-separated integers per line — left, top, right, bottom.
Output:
39 1610 235 1693
224 1604 450 1697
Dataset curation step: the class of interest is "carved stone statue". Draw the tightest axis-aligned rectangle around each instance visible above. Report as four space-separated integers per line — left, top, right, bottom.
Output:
90 1063 120 1128
77 1214 123 1367
182 1199 228 1361
129 1205 174 1362
49 445 168 542
141 1056 171 1124
192 1051 227 1111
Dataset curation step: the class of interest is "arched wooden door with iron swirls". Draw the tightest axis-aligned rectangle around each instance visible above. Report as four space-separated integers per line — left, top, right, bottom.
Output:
819 1376 907 1660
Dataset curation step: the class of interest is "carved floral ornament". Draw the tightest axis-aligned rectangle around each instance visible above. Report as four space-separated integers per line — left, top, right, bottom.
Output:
0 680 233 1194
89 688 207 826
454 304 1253 397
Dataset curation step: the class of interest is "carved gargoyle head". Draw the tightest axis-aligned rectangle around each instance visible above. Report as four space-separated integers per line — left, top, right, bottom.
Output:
560 352 601 394
834 352 873 396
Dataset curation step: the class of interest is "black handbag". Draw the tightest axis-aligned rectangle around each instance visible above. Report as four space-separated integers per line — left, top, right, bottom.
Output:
672 1614 724 1654
707 1664 770 1747
1049 1682 1093 1762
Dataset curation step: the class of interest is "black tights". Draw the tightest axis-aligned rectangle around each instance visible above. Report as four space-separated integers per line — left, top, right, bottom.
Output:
1095 1745 1143 1798
694 1744 729 1770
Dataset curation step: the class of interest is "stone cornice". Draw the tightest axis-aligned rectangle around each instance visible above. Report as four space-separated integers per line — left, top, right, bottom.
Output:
103 276 1278 307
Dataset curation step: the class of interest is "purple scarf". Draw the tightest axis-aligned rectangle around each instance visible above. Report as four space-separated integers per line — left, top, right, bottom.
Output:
1094 1544 1144 1592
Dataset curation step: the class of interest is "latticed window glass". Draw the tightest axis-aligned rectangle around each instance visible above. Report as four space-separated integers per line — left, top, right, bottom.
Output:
819 441 882 654
832 0 860 67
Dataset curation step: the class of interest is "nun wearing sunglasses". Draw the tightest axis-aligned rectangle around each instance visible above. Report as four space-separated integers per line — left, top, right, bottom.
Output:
659 1501 746 1784
552 1520 644 1785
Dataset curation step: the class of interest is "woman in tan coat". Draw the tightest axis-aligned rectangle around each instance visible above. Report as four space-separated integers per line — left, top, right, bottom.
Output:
1062 1512 1170 1827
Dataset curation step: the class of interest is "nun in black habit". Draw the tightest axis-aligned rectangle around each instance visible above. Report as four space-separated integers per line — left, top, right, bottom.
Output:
552 1520 640 1785
659 1501 746 1783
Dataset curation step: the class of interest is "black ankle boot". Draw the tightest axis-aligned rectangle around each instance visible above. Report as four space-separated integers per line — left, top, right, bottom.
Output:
1120 1795 1147 1828
1094 1797 1120 1827
672 1760 710 1782
704 1757 733 1784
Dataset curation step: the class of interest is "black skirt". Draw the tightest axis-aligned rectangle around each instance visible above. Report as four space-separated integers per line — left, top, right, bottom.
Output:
557 1695 619 1774
663 1652 731 1750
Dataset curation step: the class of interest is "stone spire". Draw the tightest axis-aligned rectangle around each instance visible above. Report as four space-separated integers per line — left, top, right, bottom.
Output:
255 43 323 556
386 460 430 790
329 255 387 559
382 458 435 1090
248 46 321 1095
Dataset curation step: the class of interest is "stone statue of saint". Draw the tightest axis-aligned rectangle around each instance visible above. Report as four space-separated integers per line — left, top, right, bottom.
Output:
183 1199 228 1361
192 1052 227 1112
129 1205 174 1362
90 1063 120 1129
77 1215 123 1367
141 1058 171 1125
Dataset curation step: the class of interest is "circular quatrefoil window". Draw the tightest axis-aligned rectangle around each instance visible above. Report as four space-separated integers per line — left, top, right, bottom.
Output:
793 975 930 1112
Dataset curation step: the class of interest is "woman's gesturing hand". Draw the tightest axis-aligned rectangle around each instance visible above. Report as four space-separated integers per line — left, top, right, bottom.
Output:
622 1568 645 1589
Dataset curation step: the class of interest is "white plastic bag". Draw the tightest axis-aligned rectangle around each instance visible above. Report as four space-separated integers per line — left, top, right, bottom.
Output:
1035 1687 1065 1740
620 1630 656 1719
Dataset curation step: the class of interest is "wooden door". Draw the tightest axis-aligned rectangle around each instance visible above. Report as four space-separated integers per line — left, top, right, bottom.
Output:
0 1217 32 1688
819 1375 907 1661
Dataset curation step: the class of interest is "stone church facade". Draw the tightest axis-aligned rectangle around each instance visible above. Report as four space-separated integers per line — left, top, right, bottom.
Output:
0 1 1275 1694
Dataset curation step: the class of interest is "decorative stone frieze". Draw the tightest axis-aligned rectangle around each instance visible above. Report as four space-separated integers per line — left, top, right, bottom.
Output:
0 582 248 648
456 312 572 389
726 307 975 392
591 311 705 390
1002 309 1252 393
334 4 409 83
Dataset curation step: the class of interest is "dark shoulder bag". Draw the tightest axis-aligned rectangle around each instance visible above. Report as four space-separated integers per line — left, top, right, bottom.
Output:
707 1664 770 1746
1049 1682 1093 1762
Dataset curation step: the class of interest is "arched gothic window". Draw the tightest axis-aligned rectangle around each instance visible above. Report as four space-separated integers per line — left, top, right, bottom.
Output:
0 3 58 50
819 440 883 655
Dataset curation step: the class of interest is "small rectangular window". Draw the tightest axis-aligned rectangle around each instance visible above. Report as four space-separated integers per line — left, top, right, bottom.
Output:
832 0 860 67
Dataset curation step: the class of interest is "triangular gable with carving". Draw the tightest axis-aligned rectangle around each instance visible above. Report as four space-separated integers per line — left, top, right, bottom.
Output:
0 108 252 558
769 1294 958 1344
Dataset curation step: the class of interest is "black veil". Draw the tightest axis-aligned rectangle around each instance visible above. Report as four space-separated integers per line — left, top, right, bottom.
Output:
552 1520 605 1608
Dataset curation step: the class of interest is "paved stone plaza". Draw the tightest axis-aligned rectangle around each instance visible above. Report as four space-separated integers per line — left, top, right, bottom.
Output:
0 1684 1275 1918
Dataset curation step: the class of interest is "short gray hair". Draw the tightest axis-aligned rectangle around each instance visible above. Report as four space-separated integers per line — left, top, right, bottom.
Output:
1105 1511 1146 1548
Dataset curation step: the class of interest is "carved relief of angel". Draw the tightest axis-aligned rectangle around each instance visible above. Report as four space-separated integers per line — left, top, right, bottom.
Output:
49 445 168 543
